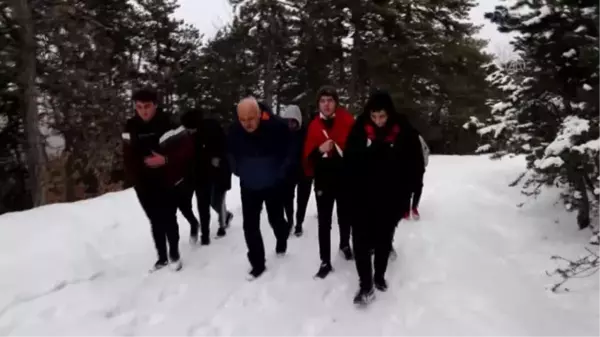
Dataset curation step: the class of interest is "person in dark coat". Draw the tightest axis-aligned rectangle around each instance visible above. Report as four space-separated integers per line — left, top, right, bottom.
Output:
344 89 423 306
302 86 355 279
122 88 194 272
227 97 294 279
180 109 234 245
279 104 313 237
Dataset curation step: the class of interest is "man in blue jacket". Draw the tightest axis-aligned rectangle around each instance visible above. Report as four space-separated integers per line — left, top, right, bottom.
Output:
227 97 295 279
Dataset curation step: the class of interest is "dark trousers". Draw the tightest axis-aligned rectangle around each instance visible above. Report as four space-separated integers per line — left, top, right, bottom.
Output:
407 172 424 210
209 184 230 228
283 176 313 229
412 183 423 209
176 179 200 235
315 185 351 264
193 181 231 238
241 185 290 269
352 214 395 291
136 185 180 262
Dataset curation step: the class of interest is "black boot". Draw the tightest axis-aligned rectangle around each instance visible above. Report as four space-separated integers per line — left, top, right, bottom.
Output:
201 235 211 246
353 287 375 306
247 265 266 280
169 258 183 272
294 225 303 237
340 246 354 260
150 259 168 272
216 227 226 238
276 239 287 256
374 277 388 292
315 262 333 279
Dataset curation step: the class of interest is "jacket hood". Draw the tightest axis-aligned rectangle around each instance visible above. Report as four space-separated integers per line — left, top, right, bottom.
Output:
280 105 302 125
181 109 202 129
258 101 273 115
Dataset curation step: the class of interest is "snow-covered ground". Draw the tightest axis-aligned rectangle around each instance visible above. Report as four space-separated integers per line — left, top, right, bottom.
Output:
0 156 597 335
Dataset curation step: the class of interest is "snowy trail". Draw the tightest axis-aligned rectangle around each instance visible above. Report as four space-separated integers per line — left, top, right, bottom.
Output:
0 156 597 335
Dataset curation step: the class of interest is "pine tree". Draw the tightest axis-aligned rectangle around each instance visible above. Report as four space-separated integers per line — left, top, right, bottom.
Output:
468 0 599 230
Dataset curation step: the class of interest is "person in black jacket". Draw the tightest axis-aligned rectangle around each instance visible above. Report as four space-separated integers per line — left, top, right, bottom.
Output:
279 104 313 237
122 89 194 272
180 109 234 245
344 90 423 306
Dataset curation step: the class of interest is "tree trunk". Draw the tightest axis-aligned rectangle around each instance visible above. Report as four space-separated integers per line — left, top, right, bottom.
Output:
575 172 590 230
11 0 45 207
263 40 276 107
349 5 364 112
64 150 77 202
261 7 277 108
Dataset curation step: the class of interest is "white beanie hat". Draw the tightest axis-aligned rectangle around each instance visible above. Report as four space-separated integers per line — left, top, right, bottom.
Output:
280 105 302 126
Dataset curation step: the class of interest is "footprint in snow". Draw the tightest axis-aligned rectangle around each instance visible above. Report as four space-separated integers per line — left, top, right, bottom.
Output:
148 313 165 325
301 316 331 335
403 306 426 328
322 283 348 306
38 306 62 320
108 310 137 325
188 323 223 336
158 283 188 302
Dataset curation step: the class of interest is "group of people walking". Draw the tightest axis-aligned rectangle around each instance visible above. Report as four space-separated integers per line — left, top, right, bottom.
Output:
122 86 429 306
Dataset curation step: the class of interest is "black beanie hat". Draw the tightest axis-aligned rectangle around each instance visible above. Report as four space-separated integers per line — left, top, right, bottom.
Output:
132 88 158 104
316 85 339 104
364 89 397 116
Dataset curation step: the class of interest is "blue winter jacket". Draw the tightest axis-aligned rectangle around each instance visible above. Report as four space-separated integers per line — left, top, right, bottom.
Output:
227 103 295 190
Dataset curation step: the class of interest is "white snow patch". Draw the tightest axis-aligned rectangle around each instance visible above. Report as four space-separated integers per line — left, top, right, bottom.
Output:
476 144 492 153
562 49 577 58
536 157 565 170
544 116 590 156
523 5 551 26
573 138 600 154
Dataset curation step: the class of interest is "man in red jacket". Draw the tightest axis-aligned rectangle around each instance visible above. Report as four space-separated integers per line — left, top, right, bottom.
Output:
303 86 355 278
122 89 194 272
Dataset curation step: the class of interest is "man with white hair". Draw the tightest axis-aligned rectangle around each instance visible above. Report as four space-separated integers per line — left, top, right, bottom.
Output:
280 104 313 237
227 97 294 279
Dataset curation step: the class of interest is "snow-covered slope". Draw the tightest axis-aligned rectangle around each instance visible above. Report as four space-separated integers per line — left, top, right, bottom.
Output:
0 156 597 335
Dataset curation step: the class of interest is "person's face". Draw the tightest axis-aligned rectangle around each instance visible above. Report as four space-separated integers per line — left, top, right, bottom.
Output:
135 100 157 121
370 110 388 128
237 105 261 133
318 96 336 117
287 118 299 130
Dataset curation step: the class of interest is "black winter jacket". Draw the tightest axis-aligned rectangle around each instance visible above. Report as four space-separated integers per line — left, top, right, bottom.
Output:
343 113 423 222
181 112 232 191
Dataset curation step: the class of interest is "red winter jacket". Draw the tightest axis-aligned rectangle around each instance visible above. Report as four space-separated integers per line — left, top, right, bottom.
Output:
302 107 355 177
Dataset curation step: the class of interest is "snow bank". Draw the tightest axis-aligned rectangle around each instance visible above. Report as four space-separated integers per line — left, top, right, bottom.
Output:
0 156 597 335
